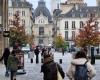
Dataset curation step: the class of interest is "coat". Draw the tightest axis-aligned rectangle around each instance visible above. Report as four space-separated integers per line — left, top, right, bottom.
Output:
41 57 65 80
7 55 19 71
28 51 34 59
34 48 39 55
66 58 96 80
0 48 10 66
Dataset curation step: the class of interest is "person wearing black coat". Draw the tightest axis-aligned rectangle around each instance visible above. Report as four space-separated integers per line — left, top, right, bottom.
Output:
34 46 40 63
41 54 65 80
0 48 10 77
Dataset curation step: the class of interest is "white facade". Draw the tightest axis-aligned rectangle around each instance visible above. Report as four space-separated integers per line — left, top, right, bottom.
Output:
58 18 86 46
8 7 33 35
33 13 53 46
58 16 100 48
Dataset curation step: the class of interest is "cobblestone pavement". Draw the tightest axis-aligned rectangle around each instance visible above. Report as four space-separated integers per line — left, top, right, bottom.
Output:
0 52 100 80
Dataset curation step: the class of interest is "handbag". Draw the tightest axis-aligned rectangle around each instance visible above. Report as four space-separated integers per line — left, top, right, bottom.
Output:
56 63 63 80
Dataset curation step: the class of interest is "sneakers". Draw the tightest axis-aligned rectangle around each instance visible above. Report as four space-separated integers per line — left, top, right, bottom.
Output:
5 72 9 77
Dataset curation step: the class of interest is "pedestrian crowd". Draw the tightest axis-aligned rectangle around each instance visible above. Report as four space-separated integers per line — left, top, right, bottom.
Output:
0 46 96 80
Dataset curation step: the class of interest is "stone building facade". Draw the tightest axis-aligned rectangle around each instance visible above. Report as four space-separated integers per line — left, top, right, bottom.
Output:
33 0 53 46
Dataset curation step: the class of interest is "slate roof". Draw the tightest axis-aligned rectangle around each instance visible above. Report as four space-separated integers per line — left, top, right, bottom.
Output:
11 0 32 8
33 0 52 23
58 5 100 18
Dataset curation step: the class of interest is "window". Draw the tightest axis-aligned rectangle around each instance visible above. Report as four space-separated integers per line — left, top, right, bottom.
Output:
8 19 13 25
65 31 68 40
72 31 75 40
8 12 12 16
95 21 99 30
65 21 68 30
39 38 43 44
22 19 25 25
22 11 25 16
39 27 44 35
38 19 45 23
72 21 76 29
80 21 84 28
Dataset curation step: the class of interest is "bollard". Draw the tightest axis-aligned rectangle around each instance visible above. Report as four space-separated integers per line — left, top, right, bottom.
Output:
59 59 62 64
41 58 43 63
91 47 95 65
31 59 33 63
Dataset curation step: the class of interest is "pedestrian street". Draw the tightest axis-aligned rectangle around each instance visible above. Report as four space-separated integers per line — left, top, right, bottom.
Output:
0 52 100 80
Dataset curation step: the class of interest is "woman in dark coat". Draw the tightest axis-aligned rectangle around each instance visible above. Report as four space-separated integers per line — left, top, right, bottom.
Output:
0 48 10 76
41 54 65 80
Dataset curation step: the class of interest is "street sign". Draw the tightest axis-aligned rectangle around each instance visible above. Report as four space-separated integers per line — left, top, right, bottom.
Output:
3 31 10 37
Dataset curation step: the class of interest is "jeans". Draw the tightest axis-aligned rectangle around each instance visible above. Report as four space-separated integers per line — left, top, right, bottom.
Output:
5 66 9 77
10 70 16 80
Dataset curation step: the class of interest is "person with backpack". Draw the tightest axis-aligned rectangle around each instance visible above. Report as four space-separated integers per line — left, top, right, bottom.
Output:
66 50 96 80
7 50 19 80
41 54 65 80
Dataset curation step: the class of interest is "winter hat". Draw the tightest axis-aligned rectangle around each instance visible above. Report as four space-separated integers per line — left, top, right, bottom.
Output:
44 54 51 59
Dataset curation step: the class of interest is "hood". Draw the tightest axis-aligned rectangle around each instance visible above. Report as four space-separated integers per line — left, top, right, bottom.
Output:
43 57 53 64
71 58 87 65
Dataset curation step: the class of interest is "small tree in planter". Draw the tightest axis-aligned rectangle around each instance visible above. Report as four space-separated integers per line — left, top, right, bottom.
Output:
74 14 100 64
9 11 28 49
54 34 67 63
54 34 67 51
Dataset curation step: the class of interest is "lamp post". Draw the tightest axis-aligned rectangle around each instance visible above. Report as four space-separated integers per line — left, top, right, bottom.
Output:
2 0 9 48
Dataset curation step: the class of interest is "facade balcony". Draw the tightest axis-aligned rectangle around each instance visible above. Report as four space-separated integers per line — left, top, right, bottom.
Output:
65 38 75 41
34 34 52 38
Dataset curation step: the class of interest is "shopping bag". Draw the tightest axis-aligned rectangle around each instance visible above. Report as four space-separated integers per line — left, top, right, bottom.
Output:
57 70 63 80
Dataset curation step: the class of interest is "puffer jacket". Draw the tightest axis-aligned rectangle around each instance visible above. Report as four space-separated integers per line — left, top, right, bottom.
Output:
66 58 96 80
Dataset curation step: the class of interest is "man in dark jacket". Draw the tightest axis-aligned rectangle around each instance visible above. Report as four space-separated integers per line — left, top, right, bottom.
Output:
0 48 10 77
41 54 65 80
34 46 40 63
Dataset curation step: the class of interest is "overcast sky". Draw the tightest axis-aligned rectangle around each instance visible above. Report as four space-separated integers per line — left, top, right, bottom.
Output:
27 0 96 9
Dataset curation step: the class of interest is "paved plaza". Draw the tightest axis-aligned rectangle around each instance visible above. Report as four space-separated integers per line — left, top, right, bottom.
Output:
0 52 100 80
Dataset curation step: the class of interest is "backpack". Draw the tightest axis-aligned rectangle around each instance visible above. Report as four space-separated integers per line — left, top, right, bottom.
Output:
74 61 88 80
7 55 19 71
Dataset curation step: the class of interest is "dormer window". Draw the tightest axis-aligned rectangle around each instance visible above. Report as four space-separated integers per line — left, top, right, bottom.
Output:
72 13 75 17
38 19 45 23
80 14 83 17
86 9 88 12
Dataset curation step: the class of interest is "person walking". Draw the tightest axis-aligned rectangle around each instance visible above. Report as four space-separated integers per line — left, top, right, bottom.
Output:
0 48 10 77
41 47 47 56
62 48 65 56
41 54 65 80
7 50 19 80
34 46 40 64
28 49 34 63
66 50 96 80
